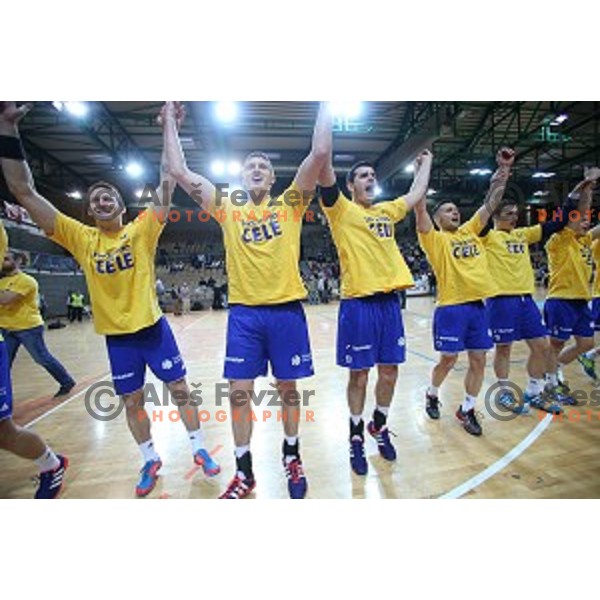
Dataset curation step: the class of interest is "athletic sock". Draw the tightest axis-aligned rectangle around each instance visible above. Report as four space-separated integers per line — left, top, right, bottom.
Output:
139 440 160 464
34 447 60 473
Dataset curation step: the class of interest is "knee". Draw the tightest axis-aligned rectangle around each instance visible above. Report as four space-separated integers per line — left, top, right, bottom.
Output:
378 366 398 387
469 352 487 372
123 391 144 414
349 369 369 391
579 338 595 354
439 354 458 370
276 381 300 407
495 344 511 358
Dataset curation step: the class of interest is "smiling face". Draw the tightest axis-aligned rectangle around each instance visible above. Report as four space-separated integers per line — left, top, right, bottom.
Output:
434 202 461 232
347 162 378 206
241 152 275 197
87 181 125 223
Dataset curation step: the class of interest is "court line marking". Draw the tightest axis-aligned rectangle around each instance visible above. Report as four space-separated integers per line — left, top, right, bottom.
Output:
22 315 207 429
24 372 111 429
438 413 553 499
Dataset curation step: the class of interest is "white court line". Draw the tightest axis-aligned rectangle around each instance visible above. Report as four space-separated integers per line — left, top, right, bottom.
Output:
439 413 553 499
24 372 111 429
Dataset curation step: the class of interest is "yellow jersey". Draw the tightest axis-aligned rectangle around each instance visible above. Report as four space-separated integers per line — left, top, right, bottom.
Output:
418 213 498 306
322 193 414 298
593 239 600 298
50 210 164 335
483 225 542 296
0 271 44 331
210 183 309 305
0 223 8 342
546 228 593 300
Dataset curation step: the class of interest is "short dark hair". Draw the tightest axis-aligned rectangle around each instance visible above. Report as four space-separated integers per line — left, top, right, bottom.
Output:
492 199 519 218
243 152 274 170
346 161 375 184
431 200 454 215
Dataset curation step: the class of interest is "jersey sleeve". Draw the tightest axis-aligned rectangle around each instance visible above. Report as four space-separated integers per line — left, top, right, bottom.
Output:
462 212 485 236
321 191 350 223
522 224 542 245
133 209 166 252
379 197 408 224
49 213 93 265
417 227 441 265
4 273 37 297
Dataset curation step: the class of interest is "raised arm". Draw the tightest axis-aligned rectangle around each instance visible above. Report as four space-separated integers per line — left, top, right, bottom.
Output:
475 147 515 228
542 167 600 242
293 102 332 194
151 101 186 222
163 102 216 212
0 102 59 235
404 150 433 209
414 195 434 234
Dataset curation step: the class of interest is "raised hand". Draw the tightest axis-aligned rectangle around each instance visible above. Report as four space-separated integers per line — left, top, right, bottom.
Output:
496 147 516 168
414 149 433 172
157 101 186 131
584 166 600 183
0 102 33 125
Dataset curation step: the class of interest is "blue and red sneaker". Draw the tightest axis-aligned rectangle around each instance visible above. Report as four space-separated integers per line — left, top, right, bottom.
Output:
136 459 162 497
34 455 69 499
283 457 308 499
194 449 221 477
350 437 368 475
367 421 397 461
219 474 256 499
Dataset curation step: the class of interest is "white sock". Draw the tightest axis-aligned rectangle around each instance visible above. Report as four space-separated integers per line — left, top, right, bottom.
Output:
34 447 60 473
427 385 439 397
525 378 544 396
375 405 389 416
285 436 298 448
462 395 477 412
557 364 565 381
188 429 205 454
585 350 598 360
545 372 558 387
139 440 160 464
235 445 250 459
350 414 363 426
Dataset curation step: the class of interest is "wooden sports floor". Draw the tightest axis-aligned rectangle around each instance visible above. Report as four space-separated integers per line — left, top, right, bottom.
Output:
2 296 599 499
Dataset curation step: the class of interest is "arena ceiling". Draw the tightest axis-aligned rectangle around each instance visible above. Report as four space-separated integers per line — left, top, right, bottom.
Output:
3 101 599 212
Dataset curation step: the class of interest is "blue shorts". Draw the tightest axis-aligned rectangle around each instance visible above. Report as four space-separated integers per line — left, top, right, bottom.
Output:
224 302 313 381
591 298 600 332
337 292 406 369
544 298 594 341
0 340 13 422
487 295 547 344
433 301 493 354
105 317 187 395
